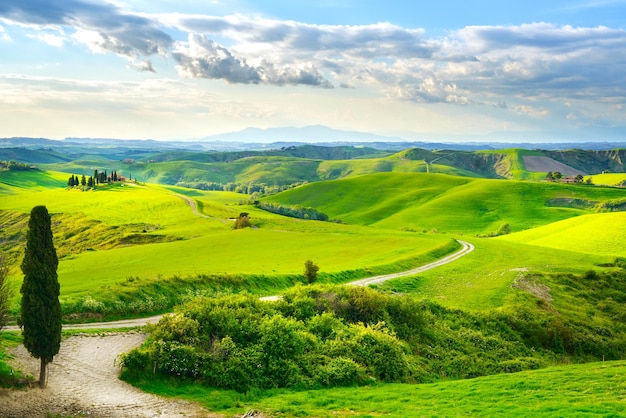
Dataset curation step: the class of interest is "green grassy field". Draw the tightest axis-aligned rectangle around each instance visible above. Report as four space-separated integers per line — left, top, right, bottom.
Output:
125 360 626 417
3 154 626 417
586 173 626 186
0 170 457 314
496 212 626 257
377 238 612 311
264 172 626 235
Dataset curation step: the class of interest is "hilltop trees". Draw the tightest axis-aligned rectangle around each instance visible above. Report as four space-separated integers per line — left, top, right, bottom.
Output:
67 169 125 190
20 206 61 389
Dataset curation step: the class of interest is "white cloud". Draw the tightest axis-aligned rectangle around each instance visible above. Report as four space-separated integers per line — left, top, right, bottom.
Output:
27 32 66 47
0 24 11 41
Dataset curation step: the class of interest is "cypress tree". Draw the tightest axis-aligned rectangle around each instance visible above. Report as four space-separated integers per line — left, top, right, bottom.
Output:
20 205 61 389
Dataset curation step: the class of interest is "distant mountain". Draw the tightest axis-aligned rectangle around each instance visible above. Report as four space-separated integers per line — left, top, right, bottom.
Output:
199 125 405 144
2 124 625 153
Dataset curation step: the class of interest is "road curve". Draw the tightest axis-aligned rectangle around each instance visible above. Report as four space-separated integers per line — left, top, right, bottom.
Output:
349 240 474 286
3 240 474 331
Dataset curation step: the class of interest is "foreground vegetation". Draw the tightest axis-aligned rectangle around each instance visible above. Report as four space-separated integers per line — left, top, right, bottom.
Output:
122 263 626 389
122 261 626 415
125 360 626 417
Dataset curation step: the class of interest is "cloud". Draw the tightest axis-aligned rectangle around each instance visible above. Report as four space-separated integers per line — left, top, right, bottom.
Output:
173 35 261 83
164 14 435 60
27 32 66 47
173 34 333 87
0 0 173 60
1 0 626 122
0 25 10 41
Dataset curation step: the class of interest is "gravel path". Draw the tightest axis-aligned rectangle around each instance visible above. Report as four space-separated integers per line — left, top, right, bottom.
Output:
0 333 214 417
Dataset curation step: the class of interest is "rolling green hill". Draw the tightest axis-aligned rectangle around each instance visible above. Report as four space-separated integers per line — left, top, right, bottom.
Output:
263 172 626 235
0 169 457 317
496 212 626 256
2 143 624 193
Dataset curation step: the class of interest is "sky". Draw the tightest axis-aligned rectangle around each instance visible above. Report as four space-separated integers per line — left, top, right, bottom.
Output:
0 0 625 142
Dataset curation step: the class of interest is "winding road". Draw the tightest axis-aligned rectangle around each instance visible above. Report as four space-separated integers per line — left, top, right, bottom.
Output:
23 239 474 327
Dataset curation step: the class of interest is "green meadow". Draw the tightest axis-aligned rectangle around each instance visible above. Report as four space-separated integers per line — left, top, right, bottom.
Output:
497 212 626 257
0 170 456 315
126 360 626 417
3 143 626 417
264 172 626 234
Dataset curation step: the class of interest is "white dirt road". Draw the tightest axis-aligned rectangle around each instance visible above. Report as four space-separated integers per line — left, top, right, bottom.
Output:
349 240 474 286
0 332 214 418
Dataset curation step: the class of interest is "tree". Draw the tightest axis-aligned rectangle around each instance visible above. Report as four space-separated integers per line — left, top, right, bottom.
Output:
304 260 319 284
546 171 554 181
0 253 13 333
234 212 251 229
553 171 562 180
19 206 61 388
80 174 86 186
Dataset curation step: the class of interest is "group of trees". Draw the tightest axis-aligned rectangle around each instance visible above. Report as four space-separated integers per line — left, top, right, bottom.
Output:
256 202 331 222
233 213 251 229
0 160 35 171
67 170 127 189
176 180 306 197
546 172 587 183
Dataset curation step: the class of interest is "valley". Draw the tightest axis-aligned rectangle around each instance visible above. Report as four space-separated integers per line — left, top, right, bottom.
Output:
1 141 626 417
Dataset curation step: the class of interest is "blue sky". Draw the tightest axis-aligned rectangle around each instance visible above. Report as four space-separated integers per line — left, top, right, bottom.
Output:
1 0 625 141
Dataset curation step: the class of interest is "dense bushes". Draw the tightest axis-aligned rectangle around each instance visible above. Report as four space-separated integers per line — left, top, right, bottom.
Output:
120 279 626 392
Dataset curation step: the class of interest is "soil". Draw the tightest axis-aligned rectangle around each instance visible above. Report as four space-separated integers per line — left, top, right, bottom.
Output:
522 156 587 176
0 332 216 418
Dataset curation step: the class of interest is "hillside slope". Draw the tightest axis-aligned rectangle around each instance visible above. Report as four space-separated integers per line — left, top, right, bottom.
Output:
264 172 626 235
495 212 626 256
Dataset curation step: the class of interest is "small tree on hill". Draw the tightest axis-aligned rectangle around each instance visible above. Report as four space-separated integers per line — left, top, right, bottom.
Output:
234 212 251 229
0 253 13 333
304 260 319 284
20 206 61 389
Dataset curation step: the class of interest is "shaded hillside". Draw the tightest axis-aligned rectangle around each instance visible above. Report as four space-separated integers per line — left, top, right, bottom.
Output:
0 147 72 164
397 148 546 179
148 144 387 163
545 149 626 174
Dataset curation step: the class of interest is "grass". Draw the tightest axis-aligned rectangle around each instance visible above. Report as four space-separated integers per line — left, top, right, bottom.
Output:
124 360 626 417
586 173 626 186
264 172 626 235
0 331 24 387
496 212 626 257
0 170 456 316
377 238 611 311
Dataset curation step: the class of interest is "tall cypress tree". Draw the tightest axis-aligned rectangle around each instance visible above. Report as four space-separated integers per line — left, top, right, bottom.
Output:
20 205 61 389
